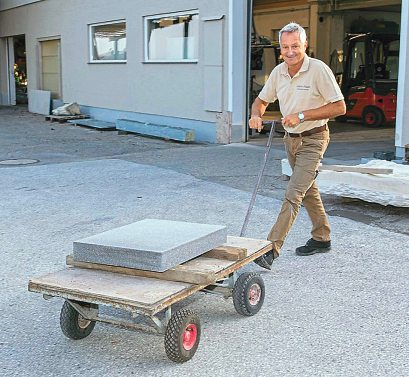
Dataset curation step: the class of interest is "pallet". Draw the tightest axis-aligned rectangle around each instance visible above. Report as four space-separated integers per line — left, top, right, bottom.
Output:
45 114 90 123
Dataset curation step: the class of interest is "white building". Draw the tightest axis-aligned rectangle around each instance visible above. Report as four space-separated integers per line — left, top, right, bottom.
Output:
0 0 408 158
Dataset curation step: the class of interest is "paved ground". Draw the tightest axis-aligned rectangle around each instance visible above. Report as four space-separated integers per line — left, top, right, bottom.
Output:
1 106 408 376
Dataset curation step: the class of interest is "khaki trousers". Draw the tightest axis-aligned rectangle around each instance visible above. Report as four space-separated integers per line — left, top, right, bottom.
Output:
268 128 331 255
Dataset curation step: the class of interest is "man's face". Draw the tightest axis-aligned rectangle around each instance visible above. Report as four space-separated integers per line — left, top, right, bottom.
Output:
280 31 307 68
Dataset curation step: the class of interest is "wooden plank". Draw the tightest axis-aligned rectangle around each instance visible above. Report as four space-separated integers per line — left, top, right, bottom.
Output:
202 245 247 261
45 114 90 123
66 255 215 285
319 164 393 175
28 267 195 316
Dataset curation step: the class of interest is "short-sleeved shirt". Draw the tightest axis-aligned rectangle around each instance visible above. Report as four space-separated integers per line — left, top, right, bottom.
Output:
258 55 344 133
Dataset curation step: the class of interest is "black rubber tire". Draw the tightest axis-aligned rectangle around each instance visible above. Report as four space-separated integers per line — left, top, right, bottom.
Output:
335 115 347 122
233 272 265 316
60 301 97 340
164 309 201 363
362 106 384 127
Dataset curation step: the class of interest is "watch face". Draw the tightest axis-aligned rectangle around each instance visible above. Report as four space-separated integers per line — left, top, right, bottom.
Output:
298 112 304 121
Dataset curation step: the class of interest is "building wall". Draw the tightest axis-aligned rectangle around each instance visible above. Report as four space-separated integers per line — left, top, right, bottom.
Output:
0 0 231 142
0 0 43 12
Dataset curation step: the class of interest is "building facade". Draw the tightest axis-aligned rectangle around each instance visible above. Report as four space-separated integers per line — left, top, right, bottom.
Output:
0 0 408 157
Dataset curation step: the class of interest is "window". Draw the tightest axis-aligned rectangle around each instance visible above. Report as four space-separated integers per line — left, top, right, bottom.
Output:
144 11 199 62
89 20 126 62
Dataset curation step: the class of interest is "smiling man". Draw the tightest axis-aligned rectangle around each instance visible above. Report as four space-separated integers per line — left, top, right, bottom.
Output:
249 22 346 269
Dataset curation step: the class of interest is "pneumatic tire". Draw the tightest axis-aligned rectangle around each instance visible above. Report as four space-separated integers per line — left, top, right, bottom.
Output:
60 300 97 340
233 272 265 316
164 309 201 363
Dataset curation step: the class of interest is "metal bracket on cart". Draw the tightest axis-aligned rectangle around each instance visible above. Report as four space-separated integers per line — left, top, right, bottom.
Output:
200 271 238 299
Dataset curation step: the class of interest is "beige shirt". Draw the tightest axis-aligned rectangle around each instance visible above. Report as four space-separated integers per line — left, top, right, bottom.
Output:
258 55 344 133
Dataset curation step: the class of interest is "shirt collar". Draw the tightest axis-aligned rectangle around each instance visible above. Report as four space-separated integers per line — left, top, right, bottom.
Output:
280 54 311 77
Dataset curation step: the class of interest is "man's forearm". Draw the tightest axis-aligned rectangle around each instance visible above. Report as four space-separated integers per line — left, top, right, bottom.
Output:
251 97 269 118
303 100 346 121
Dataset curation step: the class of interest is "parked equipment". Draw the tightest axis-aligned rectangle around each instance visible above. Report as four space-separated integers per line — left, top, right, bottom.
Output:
338 33 400 127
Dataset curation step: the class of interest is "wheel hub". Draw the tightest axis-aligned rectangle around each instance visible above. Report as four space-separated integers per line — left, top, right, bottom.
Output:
182 324 197 350
77 314 92 329
248 283 262 306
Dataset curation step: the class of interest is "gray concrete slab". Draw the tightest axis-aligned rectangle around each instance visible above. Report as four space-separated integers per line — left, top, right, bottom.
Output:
117 119 195 142
73 219 227 271
67 119 116 130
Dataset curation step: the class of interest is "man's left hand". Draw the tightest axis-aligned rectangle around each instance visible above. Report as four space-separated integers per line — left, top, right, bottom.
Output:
281 113 300 127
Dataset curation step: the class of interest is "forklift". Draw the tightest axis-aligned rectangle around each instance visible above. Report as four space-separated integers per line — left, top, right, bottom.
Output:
338 33 400 127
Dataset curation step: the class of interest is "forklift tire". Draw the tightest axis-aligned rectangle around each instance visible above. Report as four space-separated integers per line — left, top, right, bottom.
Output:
164 309 201 363
60 301 97 340
335 115 347 122
362 107 384 127
233 272 265 316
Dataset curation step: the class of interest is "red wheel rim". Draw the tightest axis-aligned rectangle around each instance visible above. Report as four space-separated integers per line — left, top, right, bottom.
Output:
182 324 197 350
248 283 262 306
365 113 375 125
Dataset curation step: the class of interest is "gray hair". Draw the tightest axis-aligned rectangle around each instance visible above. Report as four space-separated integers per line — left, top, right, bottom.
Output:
279 22 307 45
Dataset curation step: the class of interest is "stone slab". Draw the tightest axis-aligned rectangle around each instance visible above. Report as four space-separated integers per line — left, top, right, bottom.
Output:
28 89 51 115
73 219 227 272
67 119 116 130
116 119 195 142
282 158 409 207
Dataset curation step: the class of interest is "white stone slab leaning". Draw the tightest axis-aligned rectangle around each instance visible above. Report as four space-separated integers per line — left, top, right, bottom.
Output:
28 89 51 115
73 219 227 272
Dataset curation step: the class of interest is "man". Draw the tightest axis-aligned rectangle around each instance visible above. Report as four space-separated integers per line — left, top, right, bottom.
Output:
249 22 346 270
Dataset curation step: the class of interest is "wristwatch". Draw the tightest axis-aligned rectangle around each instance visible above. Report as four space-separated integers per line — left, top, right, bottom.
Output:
298 112 305 123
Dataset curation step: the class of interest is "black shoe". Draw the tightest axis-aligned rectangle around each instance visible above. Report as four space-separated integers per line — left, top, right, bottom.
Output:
254 250 276 270
296 238 331 256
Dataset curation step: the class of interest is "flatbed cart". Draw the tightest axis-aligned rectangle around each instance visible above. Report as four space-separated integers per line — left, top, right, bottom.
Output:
28 236 272 363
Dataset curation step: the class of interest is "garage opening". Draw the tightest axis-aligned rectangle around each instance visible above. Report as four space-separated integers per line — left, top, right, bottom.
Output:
248 0 402 146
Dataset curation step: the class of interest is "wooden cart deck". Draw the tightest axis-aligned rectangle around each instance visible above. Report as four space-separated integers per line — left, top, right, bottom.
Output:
28 236 271 316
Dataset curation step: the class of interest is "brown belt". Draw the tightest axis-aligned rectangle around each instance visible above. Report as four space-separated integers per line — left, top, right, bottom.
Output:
287 124 327 138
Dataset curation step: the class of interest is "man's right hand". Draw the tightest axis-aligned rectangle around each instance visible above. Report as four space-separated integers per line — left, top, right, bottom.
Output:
249 116 263 132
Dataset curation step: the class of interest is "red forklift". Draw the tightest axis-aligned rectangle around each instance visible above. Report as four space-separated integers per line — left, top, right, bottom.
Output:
339 33 400 127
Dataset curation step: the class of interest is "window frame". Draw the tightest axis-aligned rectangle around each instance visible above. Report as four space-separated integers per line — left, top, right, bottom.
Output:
143 10 199 63
88 19 127 64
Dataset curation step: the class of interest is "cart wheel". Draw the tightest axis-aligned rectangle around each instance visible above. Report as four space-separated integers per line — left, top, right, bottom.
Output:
60 300 98 340
164 309 201 363
233 272 265 316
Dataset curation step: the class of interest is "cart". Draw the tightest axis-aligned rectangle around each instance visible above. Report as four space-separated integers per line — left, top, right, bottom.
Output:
28 236 272 363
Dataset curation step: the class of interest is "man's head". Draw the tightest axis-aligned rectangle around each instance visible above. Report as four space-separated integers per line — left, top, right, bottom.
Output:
279 22 308 70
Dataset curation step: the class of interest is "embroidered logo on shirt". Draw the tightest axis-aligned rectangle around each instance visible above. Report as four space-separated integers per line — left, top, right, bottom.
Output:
296 85 311 91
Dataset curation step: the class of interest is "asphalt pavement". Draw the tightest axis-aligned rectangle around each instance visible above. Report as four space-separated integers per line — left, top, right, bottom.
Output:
1 106 408 376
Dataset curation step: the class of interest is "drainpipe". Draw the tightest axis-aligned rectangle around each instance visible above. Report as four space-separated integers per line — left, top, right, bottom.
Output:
395 0 409 161
245 0 253 142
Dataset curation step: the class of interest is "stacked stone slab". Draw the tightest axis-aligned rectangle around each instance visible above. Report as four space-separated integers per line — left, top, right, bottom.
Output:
73 219 227 272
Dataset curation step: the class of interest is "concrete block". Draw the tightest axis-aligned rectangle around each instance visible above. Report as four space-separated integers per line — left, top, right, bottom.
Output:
73 219 227 272
28 90 51 115
67 119 116 130
116 119 195 142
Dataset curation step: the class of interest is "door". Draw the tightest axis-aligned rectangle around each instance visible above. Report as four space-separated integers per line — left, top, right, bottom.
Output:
7 37 16 105
40 39 61 99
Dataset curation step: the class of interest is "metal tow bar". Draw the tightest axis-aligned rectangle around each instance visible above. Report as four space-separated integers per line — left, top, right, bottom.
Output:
240 120 276 237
